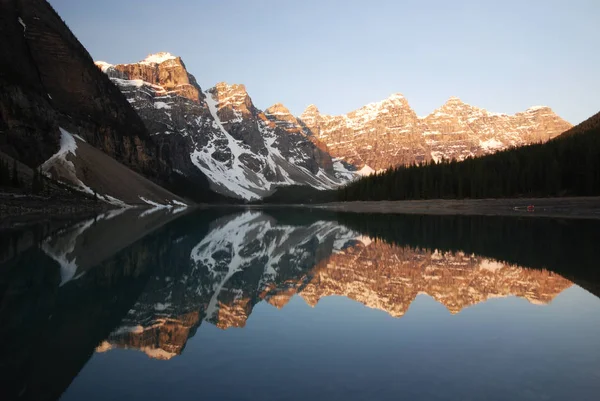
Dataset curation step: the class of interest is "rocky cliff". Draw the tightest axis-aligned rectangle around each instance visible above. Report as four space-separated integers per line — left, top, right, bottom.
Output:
97 54 355 200
0 0 187 206
300 95 572 170
95 50 572 198
0 0 161 174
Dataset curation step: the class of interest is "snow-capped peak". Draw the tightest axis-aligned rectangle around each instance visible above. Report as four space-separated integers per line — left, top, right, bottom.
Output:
141 52 177 65
445 96 465 105
213 82 247 94
526 105 549 112
387 92 405 101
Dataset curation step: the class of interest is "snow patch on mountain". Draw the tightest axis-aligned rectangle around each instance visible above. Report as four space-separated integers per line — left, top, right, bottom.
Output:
110 78 146 88
188 90 358 199
95 61 113 72
141 52 176 65
42 128 94 195
190 91 265 200
154 101 172 110
526 105 548 112
139 196 173 217
103 194 130 208
17 17 26 32
357 165 375 176
45 127 77 164
332 159 362 181
479 138 504 151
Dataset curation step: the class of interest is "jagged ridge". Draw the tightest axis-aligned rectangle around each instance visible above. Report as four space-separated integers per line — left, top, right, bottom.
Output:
300 95 572 170
96 55 357 200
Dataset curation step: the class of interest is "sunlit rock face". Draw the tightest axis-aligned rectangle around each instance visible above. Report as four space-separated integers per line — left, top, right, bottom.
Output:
96 55 354 200
300 96 572 171
107 53 202 102
95 53 572 196
99 214 572 359
300 94 425 170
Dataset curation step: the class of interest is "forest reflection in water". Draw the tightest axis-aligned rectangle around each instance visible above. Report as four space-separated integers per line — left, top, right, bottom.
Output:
1 208 599 401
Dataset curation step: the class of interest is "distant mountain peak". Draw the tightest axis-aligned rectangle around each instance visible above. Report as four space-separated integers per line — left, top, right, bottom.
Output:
301 91 571 170
362 92 409 109
525 105 551 112
387 92 406 101
269 102 287 109
265 103 292 116
140 52 177 65
443 96 467 106
301 104 321 116
209 82 253 113
213 82 247 93
99 52 200 102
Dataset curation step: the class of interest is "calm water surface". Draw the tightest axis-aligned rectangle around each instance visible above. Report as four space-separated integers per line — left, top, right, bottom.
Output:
1 208 599 401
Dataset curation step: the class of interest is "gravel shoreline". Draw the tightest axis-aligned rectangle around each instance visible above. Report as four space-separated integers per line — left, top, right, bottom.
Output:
310 196 600 220
0 192 112 229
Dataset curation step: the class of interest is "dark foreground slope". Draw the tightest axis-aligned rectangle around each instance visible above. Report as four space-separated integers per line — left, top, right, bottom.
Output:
338 110 600 201
0 0 157 173
0 0 224 205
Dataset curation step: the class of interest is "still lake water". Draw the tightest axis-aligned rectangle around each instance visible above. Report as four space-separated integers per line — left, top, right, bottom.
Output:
1 208 599 401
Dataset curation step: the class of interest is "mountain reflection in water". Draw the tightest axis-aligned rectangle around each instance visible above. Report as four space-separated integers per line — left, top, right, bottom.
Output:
98 211 572 360
0 208 598 401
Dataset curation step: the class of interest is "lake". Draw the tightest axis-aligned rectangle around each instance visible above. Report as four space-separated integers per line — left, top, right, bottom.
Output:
1 208 599 401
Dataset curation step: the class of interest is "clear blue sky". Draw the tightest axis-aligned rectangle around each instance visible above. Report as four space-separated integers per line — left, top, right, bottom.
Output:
50 0 599 124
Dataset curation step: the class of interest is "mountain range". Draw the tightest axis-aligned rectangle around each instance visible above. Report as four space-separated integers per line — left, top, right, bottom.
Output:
96 52 572 200
0 0 578 204
302 95 571 170
96 54 353 200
